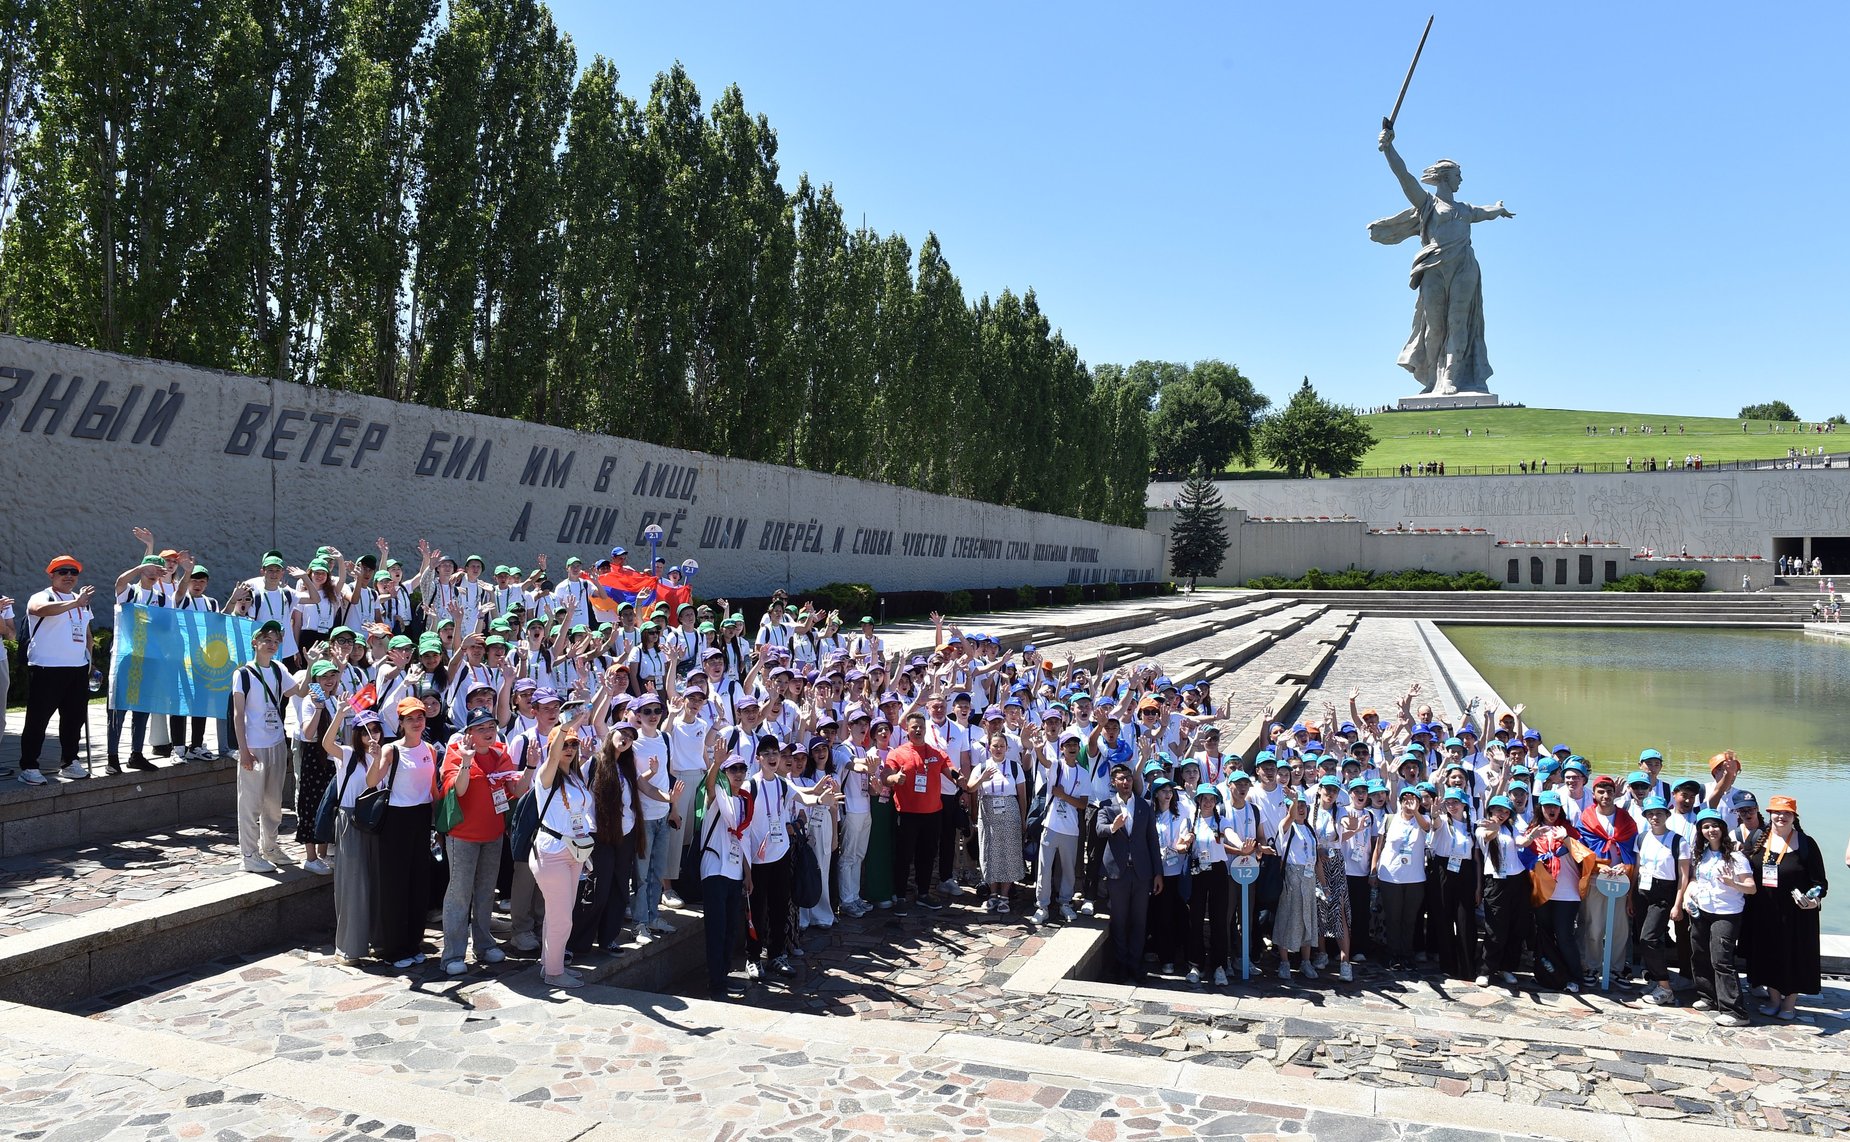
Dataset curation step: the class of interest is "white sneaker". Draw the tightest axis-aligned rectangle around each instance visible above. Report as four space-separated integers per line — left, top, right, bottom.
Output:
1078 901 1096 917
544 972 583 989
1303 963 1318 980
1212 967 1228 986
18 769 47 786
634 929 656 947
1186 967 1201 984
1714 1013 1749 1027
746 959 762 981
242 856 277 873
1029 909 1048 927
303 858 332 875
480 947 506 964
1059 905 1078 924
1692 998 1714 1011
1474 974 1491 987
1312 952 1330 970
260 848 292 865
1339 963 1354 982
510 933 540 952
1161 962 1176 975
661 888 684 909
444 960 467 976
648 918 675 934
1278 962 1292 980
60 762 88 780
1642 986 1674 1006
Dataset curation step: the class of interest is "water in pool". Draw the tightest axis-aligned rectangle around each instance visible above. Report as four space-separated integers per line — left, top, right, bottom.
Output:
1440 624 1848 935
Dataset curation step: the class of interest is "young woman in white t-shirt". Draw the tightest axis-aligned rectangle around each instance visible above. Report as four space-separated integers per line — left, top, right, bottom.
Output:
965 730 1028 914
366 698 439 969
530 711 596 989
1683 809 1756 1025
1371 788 1431 969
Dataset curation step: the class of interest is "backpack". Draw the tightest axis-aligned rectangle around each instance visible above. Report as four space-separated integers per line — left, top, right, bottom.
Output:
789 817 824 909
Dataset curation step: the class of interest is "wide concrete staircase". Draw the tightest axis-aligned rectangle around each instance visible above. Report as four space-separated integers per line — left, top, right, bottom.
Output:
1247 589 1813 627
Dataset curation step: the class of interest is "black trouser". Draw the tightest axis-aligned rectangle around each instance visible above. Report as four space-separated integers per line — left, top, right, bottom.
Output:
1186 865 1230 971
1691 910 1744 1015
1481 870 1531 976
371 802 434 961
1419 856 1447 955
1254 853 1283 944
1150 873 1187 965
569 834 636 953
1537 899 1584 983
747 851 791 961
19 664 87 769
167 714 207 751
896 809 939 900
1638 882 1677 983
1436 860 1481 980
1347 873 1375 958
1106 874 1152 981
1081 804 1106 902
936 793 960 883
703 874 743 991
1378 880 1425 964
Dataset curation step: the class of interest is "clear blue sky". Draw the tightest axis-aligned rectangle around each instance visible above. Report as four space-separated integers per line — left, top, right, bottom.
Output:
549 1 1848 419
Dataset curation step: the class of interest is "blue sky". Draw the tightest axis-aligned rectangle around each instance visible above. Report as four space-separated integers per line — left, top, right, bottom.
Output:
548 1 1847 419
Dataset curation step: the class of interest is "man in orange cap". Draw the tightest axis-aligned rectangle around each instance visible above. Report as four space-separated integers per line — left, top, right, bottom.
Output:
18 557 97 784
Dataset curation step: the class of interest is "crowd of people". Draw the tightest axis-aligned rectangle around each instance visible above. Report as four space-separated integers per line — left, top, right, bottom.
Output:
1 533 1841 1021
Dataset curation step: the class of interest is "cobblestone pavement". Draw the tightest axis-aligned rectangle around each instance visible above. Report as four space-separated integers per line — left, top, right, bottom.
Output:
72 946 1527 1142
0 1046 440 1142
0 815 267 939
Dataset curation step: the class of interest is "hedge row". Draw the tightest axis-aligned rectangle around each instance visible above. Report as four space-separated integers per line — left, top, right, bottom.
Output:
1246 567 1504 591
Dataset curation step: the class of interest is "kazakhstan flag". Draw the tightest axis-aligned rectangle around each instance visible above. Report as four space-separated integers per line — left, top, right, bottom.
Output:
110 604 257 717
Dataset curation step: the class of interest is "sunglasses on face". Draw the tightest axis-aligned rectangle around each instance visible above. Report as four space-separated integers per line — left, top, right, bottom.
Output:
639 706 664 716
53 569 78 576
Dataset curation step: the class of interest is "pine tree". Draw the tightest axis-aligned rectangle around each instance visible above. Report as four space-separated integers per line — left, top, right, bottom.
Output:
1168 475 1229 590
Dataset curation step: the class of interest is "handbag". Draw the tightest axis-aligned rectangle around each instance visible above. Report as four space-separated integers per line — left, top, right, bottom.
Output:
351 745 399 834
433 766 465 835
313 754 365 844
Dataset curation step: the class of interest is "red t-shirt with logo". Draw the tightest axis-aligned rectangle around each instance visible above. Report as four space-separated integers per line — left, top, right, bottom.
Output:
441 740 516 842
886 740 948 814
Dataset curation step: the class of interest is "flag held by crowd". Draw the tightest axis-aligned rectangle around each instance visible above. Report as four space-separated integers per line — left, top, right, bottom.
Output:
110 604 256 717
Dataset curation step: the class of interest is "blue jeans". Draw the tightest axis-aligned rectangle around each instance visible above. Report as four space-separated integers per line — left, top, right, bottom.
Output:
635 816 672 925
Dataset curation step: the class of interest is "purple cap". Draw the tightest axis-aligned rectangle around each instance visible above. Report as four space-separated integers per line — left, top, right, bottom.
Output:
533 688 561 705
513 678 539 694
353 710 383 728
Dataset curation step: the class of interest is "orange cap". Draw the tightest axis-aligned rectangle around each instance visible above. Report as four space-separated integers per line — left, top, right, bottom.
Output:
1766 794 1798 814
159 548 180 560
1709 751 1737 774
397 696 429 717
45 555 82 574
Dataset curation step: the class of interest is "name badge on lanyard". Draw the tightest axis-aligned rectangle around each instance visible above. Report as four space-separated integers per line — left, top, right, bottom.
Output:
490 781 510 814
1762 850 1780 889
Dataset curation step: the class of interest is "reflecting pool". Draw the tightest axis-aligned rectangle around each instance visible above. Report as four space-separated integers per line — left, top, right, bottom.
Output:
1440 625 1848 934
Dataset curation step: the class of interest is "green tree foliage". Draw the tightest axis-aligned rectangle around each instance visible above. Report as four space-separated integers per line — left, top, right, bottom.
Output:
1255 377 1377 479
0 2 1149 525
1739 401 1798 422
1143 359 1270 477
1167 475 1229 586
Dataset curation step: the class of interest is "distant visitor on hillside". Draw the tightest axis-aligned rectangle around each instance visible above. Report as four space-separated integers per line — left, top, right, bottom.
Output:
1370 127 1515 397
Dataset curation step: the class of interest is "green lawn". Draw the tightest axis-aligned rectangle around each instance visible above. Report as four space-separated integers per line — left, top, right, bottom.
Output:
1225 407 1840 478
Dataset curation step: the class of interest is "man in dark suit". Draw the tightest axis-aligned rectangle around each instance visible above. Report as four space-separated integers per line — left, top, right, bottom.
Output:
1096 762 1163 983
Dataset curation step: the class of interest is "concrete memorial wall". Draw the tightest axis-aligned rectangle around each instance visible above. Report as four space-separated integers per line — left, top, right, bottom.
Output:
1150 468 1850 561
0 335 1161 612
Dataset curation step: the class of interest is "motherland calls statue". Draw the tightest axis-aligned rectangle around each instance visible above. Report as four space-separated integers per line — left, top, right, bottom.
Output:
1369 126 1514 397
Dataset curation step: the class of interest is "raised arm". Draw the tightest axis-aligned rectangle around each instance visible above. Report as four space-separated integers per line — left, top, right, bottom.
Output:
1378 128 1425 209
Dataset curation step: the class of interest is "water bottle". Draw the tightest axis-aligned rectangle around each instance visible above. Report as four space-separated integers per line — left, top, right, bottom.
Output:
1805 886 1824 901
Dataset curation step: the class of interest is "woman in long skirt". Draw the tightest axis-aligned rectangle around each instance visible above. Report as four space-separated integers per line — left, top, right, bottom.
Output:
324 708 384 964
293 662 341 873
966 731 1027 912
860 722 897 909
1274 797 1323 979
368 702 438 968
1746 796 1828 1018
1309 777 1353 980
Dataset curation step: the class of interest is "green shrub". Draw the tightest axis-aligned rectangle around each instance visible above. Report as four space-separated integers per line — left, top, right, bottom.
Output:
1061 584 1083 604
1016 584 1039 607
4 637 22 707
1602 573 1657 592
944 589 974 613
1100 581 1121 601
1161 581 1179 595
1247 567 1502 592
1452 571 1503 591
1652 568 1706 592
804 582 876 618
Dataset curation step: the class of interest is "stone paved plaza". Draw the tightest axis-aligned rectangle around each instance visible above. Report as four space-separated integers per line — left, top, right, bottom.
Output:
0 602 1842 1140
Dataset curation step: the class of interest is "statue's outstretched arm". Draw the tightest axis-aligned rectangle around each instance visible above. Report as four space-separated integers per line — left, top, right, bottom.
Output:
1378 128 1425 209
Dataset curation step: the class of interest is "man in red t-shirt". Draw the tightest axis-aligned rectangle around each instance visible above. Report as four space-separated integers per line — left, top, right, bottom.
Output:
438 706 516 973
883 710 948 911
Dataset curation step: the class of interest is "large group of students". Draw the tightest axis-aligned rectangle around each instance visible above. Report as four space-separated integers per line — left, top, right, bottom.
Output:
3 531 1837 1020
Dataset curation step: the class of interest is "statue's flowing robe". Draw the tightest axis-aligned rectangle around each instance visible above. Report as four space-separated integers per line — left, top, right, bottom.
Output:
1369 194 1498 395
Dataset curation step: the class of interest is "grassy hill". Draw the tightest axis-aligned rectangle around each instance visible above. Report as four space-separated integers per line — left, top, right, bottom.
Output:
1224 406 1840 478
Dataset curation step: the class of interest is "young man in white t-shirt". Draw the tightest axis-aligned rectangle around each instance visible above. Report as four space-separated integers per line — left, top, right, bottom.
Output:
18 556 97 783
231 620 300 872
629 693 679 942
662 682 715 909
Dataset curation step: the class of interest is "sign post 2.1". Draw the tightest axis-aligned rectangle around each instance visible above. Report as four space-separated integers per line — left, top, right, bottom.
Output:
1596 869 1631 990
1229 855 1261 980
